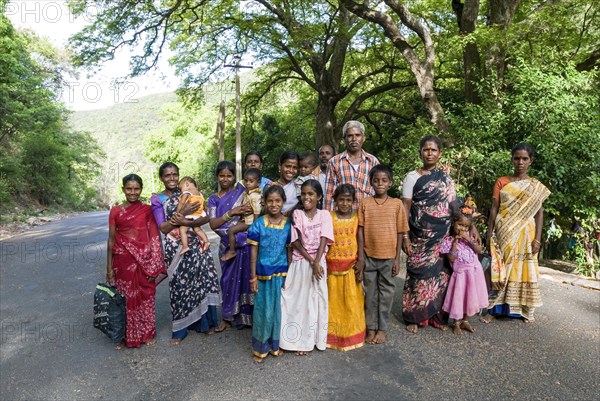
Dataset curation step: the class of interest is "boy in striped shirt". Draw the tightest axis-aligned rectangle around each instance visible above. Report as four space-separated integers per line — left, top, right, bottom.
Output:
356 164 410 345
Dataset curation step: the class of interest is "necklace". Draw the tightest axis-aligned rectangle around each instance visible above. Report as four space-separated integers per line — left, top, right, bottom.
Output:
304 209 317 220
268 215 283 225
373 196 389 206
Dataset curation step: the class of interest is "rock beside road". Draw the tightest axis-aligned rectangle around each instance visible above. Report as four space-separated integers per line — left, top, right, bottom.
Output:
0 212 81 240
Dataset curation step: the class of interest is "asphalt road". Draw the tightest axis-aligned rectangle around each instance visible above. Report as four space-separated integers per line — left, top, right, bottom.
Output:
1 212 598 400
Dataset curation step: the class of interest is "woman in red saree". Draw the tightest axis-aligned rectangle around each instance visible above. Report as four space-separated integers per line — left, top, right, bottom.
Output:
106 174 166 348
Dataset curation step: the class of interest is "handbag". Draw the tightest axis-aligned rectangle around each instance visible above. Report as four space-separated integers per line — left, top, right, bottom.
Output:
93 283 126 343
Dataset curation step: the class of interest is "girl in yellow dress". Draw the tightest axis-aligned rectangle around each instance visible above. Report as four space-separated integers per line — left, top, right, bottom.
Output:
326 184 366 350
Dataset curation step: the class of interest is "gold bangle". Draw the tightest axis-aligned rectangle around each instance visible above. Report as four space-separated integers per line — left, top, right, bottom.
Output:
223 212 232 222
249 277 258 283
533 239 541 244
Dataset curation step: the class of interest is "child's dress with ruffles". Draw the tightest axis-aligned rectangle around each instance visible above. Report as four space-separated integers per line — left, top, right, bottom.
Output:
440 235 489 319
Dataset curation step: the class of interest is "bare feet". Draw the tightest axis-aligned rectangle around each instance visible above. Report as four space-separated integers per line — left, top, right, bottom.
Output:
365 329 376 343
452 322 463 335
253 356 264 364
114 340 125 350
405 324 418 334
372 331 386 344
170 338 182 346
460 320 476 333
220 251 237 261
479 314 494 324
523 317 535 324
179 247 190 255
295 351 308 356
206 328 215 336
436 325 449 332
215 321 231 333
143 338 157 346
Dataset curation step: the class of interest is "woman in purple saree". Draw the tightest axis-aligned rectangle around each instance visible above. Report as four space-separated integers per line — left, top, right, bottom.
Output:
208 161 254 328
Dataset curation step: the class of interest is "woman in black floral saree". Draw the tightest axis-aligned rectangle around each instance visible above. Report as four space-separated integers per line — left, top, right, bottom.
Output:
401 136 457 334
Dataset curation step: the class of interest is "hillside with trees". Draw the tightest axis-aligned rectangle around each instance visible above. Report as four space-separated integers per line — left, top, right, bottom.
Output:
3 1 598 272
0 6 101 218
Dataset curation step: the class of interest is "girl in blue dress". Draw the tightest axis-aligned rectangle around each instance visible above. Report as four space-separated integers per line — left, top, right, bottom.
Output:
247 185 292 363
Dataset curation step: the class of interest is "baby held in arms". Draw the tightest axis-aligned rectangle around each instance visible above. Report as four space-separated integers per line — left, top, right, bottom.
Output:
221 168 263 261
176 177 210 255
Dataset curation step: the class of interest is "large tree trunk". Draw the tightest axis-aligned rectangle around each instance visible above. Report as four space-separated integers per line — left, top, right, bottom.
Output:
343 0 450 134
485 0 521 82
315 95 339 152
454 0 482 104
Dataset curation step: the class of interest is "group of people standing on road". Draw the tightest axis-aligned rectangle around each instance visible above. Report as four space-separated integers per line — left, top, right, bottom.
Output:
105 120 551 361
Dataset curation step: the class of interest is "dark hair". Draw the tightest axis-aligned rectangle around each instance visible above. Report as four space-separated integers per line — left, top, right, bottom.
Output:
244 168 262 181
215 160 236 176
158 162 179 177
279 150 300 165
122 173 143 187
450 209 472 236
289 179 323 223
319 144 335 154
419 135 442 150
369 164 393 183
179 176 197 187
300 179 323 201
263 184 286 203
333 183 356 201
244 151 264 164
511 143 534 158
299 152 317 166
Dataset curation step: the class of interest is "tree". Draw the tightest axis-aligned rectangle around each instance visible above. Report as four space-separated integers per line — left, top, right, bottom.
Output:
69 0 421 149
342 0 450 133
0 9 102 210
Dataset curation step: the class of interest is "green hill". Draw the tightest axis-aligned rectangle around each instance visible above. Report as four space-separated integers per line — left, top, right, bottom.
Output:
69 92 179 202
68 69 259 204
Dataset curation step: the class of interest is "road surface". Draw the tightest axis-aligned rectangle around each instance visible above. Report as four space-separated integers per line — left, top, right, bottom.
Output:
1 212 598 400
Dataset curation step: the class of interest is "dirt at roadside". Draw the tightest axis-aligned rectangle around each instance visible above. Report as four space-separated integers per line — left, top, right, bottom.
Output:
0 212 82 241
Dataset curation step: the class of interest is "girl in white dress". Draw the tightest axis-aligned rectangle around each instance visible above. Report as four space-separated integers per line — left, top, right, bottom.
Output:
279 179 334 355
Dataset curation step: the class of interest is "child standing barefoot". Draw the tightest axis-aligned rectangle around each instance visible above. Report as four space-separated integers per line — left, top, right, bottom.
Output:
280 180 334 355
176 177 210 255
247 186 292 363
356 165 409 345
326 184 366 351
440 210 489 335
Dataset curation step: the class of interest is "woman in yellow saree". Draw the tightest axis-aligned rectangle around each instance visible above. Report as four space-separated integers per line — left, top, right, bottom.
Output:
483 143 551 323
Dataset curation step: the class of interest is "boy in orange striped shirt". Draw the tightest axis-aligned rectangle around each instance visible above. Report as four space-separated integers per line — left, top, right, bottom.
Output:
356 164 410 345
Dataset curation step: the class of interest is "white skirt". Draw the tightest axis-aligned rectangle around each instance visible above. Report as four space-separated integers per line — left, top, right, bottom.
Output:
279 258 329 351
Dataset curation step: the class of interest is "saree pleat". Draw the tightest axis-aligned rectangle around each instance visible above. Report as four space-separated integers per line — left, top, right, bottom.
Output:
402 169 455 326
488 179 550 319
159 192 222 337
208 183 255 327
110 201 166 347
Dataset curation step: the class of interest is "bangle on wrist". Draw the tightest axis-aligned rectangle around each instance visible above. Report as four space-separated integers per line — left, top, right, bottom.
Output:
533 239 541 245
223 212 232 222
249 276 258 283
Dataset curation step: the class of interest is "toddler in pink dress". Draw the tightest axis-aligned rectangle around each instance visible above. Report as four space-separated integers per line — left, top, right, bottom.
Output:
440 210 489 335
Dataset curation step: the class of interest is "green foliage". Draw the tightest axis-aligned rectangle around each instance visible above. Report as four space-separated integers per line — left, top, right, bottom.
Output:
145 103 219 193
69 92 178 205
0 13 102 213
65 0 599 271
